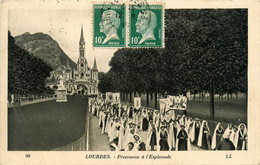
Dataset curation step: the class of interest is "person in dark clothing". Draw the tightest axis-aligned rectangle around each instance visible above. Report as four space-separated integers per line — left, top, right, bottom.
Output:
159 125 169 151
216 133 235 150
177 125 189 151
236 123 247 150
211 123 224 150
197 120 211 150
147 120 157 151
129 106 133 118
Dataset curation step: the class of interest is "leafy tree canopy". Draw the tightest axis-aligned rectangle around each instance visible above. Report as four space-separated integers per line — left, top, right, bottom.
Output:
99 9 247 96
8 31 54 96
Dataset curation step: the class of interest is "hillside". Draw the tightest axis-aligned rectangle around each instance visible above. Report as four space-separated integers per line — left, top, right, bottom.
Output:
15 32 76 69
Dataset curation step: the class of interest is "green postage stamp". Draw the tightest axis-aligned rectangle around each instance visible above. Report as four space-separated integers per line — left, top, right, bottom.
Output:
129 4 164 47
93 4 126 47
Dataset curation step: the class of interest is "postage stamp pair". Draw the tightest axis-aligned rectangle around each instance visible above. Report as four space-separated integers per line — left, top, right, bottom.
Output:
93 4 163 47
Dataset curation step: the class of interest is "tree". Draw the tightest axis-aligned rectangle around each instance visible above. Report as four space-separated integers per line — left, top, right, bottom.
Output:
98 9 247 118
8 31 53 98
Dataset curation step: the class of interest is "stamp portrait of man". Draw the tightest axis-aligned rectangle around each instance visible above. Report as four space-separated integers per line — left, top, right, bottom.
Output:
99 10 120 44
135 10 157 44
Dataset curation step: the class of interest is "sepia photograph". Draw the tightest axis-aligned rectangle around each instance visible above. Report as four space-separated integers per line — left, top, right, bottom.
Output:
7 6 248 152
1 0 260 164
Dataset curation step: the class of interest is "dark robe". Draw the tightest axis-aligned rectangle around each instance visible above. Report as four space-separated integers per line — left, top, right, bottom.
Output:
216 138 235 150
150 128 157 146
193 122 200 145
237 131 247 150
201 126 211 150
104 114 108 133
177 130 188 151
142 118 149 131
129 107 133 118
94 107 97 116
115 107 119 117
159 131 169 151
138 141 146 151
215 128 224 149
173 126 177 143
120 107 124 117
113 137 119 146
148 112 153 121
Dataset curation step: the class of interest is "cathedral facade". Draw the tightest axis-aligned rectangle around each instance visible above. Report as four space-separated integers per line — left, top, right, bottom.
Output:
47 26 99 96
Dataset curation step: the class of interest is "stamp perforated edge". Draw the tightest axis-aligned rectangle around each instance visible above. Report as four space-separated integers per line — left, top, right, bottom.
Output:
92 2 127 48
91 0 165 49
127 2 165 48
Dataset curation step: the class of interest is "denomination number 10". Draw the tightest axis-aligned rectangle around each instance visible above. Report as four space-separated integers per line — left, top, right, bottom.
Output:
131 37 139 44
95 37 103 44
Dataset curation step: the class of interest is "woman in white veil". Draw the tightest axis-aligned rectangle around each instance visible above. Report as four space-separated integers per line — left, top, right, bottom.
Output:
235 123 247 150
211 122 224 150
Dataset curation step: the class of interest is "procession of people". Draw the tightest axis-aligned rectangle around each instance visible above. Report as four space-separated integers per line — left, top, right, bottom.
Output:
88 98 248 151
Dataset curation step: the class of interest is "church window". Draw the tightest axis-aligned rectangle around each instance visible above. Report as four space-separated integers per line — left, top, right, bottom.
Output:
81 64 84 67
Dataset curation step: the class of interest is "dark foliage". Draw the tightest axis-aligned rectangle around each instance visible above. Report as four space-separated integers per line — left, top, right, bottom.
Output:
99 9 247 96
8 31 54 96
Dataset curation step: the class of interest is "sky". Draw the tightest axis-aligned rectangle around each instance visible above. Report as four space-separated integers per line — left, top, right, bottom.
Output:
8 9 118 72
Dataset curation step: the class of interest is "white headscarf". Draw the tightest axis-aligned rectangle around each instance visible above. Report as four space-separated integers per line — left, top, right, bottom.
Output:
235 123 247 150
189 120 195 143
223 124 233 139
157 126 169 151
175 125 191 151
197 120 209 147
189 119 200 143
211 122 222 149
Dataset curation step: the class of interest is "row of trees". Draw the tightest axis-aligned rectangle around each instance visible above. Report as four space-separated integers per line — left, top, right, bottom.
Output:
99 9 248 118
8 31 54 100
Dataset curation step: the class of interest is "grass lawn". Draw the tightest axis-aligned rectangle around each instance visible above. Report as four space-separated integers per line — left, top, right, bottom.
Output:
8 94 88 151
181 99 247 134
186 99 247 125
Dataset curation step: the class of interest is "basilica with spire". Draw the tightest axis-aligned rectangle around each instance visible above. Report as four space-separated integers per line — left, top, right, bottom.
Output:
47 26 99 96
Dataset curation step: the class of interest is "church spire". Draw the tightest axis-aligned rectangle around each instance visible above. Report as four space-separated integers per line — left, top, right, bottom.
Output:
79 25 85 57
92 57 98 71
80 25 85 43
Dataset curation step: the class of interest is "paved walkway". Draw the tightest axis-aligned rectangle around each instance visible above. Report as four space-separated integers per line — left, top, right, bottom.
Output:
88 114 110 151
8 97 56 108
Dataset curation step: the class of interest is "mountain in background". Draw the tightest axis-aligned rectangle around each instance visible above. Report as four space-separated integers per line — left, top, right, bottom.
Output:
14 32 76 69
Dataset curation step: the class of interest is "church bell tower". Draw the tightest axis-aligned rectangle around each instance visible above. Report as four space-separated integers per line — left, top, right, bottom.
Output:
77 25 88 73
79 25 85 57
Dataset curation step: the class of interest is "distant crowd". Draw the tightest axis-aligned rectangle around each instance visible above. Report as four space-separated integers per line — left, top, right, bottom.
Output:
89 99 247 151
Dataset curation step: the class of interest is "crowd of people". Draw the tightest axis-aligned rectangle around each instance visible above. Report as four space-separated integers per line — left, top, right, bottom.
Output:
89 99 248 151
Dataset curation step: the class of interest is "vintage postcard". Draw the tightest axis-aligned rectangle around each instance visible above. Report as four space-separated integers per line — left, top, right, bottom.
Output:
0 0 260 165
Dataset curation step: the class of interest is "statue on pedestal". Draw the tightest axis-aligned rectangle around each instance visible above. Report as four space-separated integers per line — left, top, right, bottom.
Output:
56 75 67 102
